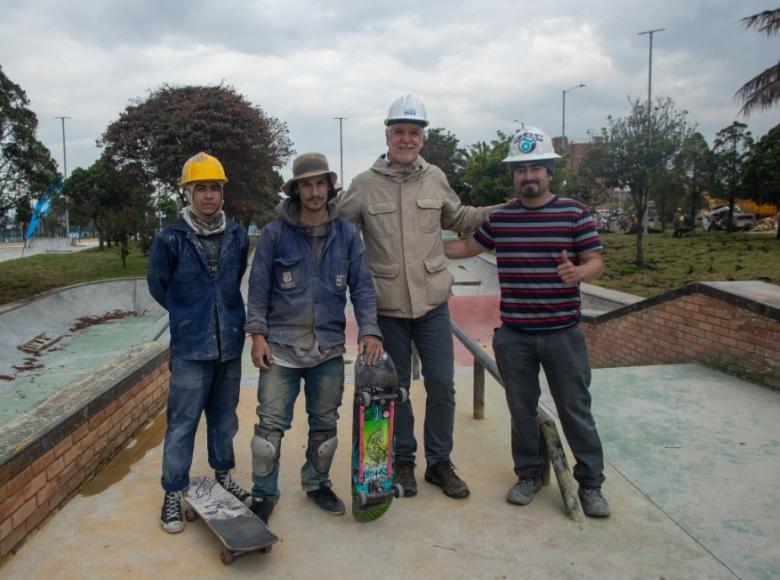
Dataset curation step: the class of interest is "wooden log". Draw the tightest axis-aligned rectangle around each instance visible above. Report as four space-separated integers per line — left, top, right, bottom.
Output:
539 413 584 523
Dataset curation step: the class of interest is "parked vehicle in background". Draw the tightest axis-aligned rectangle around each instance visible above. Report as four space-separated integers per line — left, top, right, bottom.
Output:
699 205 757 231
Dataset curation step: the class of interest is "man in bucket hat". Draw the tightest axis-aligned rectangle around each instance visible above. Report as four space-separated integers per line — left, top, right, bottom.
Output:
245 153 383 522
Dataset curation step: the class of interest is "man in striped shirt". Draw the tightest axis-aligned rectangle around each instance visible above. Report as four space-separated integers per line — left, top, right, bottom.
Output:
444 126 610 518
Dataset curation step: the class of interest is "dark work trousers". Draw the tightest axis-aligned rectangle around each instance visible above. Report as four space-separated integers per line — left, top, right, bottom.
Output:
378 303 455 465
493 323 605 487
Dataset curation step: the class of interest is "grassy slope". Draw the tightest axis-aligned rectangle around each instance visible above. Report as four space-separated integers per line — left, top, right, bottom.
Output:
0 245 148 305
595 230 780 297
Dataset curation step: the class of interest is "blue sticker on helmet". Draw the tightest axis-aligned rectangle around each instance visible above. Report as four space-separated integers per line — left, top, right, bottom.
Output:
519 135 536 154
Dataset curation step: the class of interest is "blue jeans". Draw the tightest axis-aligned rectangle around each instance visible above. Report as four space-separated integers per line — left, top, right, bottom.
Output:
378 303 455 465
251 356 344 499
161 357 242 492
493 324 605 487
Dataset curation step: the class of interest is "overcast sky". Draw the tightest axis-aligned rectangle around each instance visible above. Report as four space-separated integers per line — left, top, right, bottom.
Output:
2 0 778 188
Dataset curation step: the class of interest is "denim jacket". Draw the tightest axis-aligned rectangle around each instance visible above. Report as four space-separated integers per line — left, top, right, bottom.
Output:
245 209 381 349
147 217 249 361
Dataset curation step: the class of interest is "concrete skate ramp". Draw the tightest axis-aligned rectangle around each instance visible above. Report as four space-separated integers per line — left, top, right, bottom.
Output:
0 279 166 422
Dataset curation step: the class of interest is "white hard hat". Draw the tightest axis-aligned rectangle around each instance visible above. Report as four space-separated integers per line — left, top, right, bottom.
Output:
503 126 561 163
385 94 429 127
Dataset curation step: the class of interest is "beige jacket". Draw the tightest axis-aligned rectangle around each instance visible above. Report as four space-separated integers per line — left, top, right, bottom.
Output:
338 155 494 318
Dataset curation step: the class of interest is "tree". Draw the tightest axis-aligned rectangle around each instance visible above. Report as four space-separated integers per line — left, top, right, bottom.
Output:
64 157 154 265
675 132 715 226
100 84 294 227
597 97 693 265
713 122 753 233
736 9 780 117
563 139 612 212
743 123 780 239
0 66 59 215
461 132 514 206
421 127 468 198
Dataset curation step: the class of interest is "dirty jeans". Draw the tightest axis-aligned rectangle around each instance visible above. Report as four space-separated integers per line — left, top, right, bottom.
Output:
161 357 241 492
493 324 605 487
251 356 344 499
378 303 455 465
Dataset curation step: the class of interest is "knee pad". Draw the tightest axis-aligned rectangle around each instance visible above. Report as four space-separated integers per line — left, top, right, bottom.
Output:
251 426 282 478
307 430 338 474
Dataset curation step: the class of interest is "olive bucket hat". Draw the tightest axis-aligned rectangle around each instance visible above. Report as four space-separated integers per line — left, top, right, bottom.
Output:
281 153 341 197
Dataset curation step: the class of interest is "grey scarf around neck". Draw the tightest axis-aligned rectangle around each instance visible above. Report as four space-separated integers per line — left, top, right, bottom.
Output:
182 205 226 236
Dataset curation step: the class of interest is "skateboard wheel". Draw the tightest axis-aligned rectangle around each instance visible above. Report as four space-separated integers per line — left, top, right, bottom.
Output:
355 489 368 507
359 392 371 407
261 545 273 554
393 483 404 498
398 388 409 403
220 548 234 565
184 508 197 522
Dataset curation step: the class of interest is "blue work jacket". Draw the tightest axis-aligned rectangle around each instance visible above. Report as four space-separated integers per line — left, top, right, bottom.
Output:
147 217 249 361
245 216 380 348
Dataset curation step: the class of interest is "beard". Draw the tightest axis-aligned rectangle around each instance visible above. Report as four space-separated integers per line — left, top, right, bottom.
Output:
520 180 542 196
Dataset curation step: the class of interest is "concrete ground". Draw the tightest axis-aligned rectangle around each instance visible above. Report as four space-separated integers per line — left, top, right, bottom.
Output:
2 350 777 579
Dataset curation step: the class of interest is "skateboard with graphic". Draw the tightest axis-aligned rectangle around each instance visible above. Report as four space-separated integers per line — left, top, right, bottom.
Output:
183 476 278 565
351 353 407 522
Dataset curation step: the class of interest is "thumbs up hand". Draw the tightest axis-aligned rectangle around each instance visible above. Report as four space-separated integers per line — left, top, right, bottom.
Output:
556 249 580 285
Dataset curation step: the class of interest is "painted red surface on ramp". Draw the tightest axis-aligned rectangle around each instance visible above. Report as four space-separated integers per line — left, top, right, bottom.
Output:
449 295 501 365
345 295 501 367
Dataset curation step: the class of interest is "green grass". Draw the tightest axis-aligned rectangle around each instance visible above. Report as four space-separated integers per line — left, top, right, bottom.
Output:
0 244 149 306
596 230 780 297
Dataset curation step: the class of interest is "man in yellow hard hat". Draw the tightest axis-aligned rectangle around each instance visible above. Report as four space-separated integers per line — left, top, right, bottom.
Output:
148 152 251 533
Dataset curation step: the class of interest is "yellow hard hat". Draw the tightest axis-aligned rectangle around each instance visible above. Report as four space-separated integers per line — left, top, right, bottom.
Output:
180 152 228 187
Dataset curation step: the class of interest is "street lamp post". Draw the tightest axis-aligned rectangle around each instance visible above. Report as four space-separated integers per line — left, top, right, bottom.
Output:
638 28 665 234
55 116 71 239
333 116 347 186
561 84 585 175
561 84 585 146
638 28 665 115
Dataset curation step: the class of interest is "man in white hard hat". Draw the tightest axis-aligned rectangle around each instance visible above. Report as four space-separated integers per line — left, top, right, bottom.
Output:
338 94 497 500
148 152 252 533
246 153 383 522
443 126 610 517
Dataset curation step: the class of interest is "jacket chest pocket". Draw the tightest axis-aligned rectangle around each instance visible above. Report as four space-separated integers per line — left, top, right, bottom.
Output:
416 198 442 233
366 201 397 238
274 255 302 290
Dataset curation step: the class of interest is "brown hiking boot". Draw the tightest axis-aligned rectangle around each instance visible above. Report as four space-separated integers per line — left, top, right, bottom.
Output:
424 461 470 499
394 459 417 497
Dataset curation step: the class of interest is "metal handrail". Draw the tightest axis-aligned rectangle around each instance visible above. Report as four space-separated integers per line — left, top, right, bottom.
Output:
449 320 583 522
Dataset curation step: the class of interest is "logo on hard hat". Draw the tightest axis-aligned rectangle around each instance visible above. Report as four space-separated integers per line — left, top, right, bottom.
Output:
518 134 538 154
403 108 417 116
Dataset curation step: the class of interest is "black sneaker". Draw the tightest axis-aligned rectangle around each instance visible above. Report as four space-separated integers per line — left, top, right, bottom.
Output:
307 486 346 515
251 497 277 524
424 461 470 499
215 470 252 507
160 491 184 534
506 477 542 506
394 459 417 497
579 486 611 518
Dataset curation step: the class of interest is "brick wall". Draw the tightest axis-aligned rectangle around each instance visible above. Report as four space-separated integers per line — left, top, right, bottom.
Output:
583 286 780 390
0 350 169 559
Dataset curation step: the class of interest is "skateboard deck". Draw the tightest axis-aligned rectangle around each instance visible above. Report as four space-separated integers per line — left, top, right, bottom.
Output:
351 353 406 522
183 476 278 565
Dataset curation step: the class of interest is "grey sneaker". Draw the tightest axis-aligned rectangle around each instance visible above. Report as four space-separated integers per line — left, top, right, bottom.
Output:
394 459 417 497
424 461 470 499
215 470 252 507
160 491 184 533
506 477 542 506
579 486 611 517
